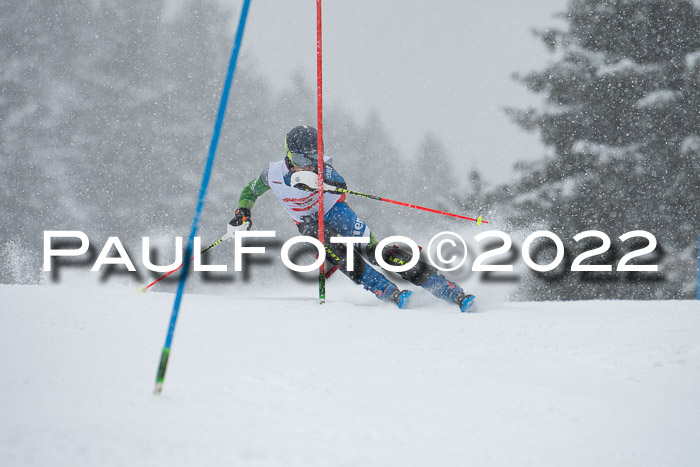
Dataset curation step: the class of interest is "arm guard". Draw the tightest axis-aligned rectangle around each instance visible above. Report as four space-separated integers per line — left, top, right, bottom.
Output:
238 169 271 210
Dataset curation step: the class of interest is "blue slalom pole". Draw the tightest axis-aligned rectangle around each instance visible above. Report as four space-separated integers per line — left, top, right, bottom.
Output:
154 0 252 395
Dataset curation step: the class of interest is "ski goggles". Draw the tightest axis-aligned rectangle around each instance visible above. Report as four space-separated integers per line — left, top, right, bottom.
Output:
285 142 317 167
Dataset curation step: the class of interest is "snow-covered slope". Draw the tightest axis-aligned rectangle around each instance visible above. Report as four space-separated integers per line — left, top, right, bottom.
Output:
1 282 699 467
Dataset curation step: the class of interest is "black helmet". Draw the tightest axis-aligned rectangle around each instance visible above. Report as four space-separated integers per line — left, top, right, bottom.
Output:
285 125 318 168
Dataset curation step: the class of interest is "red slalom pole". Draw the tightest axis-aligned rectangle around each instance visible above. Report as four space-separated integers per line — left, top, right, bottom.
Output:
316 0 326 304
335 188 487 225
138 235 228 292
140 264 183 292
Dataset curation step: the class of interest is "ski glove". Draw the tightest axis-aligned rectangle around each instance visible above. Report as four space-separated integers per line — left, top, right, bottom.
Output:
291 170 345 193
298 214 319 237
228 208 252 235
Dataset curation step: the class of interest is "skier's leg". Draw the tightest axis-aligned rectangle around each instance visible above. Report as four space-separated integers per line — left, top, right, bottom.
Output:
368 242 476 312
324 202 372 240
322 202 473 311
298 214 411 308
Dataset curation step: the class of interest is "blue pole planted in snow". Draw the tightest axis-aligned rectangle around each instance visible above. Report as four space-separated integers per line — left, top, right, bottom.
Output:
154 0 252 394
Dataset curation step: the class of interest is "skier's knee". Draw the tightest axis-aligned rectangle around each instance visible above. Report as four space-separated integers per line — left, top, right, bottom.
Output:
369 243 436 286
325 242 366 284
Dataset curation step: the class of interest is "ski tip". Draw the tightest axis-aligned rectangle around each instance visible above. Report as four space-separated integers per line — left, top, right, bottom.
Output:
397 290 413 309
477 216 483 226
460 295 476 313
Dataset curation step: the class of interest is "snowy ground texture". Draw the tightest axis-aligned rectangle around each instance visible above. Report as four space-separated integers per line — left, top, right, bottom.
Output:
1 280 700 467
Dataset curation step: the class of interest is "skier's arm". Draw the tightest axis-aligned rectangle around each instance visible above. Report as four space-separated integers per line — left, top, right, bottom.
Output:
238 168 271 210
291 164 347 192
228 169 271 232
322 164 348 191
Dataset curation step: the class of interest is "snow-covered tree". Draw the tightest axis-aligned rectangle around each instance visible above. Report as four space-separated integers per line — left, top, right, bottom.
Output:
506 0 700 299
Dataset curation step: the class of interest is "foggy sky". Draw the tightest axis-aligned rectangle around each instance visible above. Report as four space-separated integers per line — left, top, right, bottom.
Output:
235 0 568 184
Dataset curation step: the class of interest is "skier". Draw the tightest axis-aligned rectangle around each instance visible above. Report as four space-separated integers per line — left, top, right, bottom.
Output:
227 125 475 312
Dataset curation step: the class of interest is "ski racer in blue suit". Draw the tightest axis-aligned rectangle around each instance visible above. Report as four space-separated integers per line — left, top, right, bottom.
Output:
227 125 475 312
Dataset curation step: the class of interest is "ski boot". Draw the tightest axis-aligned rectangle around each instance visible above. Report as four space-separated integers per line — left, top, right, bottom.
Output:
454 292 476 313
359 265 413 309
422 273 476 312
388 288 413 309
